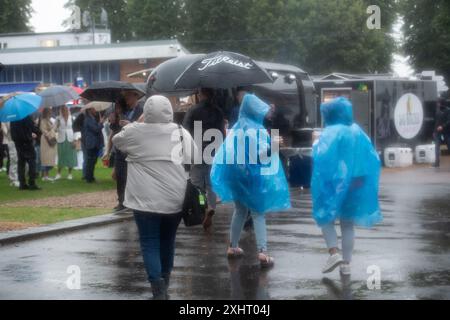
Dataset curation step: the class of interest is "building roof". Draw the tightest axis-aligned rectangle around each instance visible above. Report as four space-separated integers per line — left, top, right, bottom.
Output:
0 40 190 65
257 61 308 75
0 30 110 37
311 72 400 81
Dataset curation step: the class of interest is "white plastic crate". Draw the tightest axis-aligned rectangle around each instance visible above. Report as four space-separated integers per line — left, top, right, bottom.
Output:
415 144 436 164
384 147 413 168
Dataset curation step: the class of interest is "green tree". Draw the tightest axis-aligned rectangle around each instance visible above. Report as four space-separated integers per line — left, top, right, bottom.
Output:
181 0 395 74
127 0 184 41
64 0 130 41
0 0 33 33
181 0 253 53
282 0 395 74
402 0 450 82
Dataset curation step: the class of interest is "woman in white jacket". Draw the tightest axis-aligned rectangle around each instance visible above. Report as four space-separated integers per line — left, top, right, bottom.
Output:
55 106 77 180
113 95 197 300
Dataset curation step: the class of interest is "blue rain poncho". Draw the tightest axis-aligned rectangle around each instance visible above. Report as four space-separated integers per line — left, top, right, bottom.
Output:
312 97 382 227
210 94 291 214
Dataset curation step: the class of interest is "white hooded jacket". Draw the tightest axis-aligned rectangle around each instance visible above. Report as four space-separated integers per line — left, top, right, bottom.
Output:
112 95 198 214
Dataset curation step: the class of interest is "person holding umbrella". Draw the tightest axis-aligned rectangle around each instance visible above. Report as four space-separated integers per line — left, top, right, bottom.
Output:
111 90 144 212
82 106 105 183
1 93 42 190
10 116 41 190
182 88 225 230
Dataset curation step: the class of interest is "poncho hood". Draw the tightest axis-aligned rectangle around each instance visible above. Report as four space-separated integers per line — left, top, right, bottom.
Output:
321 97 353 126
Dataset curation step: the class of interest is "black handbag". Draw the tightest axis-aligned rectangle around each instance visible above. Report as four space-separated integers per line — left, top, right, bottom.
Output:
178 125 207 226
182 180 207 227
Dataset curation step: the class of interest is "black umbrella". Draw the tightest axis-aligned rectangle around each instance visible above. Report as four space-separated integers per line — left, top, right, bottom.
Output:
147 54 206 97
80 81 146 102
174 51 273 90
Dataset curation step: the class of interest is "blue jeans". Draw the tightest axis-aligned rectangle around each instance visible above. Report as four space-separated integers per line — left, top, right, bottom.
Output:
134 211 182 282
321 220 354 263
230 202 268 252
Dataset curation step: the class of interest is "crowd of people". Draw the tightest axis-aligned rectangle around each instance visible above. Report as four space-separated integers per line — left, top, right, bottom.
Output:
1 89 383 300
0 102 88 189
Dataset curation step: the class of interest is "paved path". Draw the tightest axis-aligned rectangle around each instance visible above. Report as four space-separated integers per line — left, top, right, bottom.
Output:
0 165 450 300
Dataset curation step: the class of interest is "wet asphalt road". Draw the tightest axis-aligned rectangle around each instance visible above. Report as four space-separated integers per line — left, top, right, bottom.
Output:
1 162 450 300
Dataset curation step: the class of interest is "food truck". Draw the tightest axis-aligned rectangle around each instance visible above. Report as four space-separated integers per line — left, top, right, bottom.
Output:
312 73 439 156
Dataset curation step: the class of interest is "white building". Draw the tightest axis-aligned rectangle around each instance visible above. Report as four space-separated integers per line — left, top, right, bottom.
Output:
0 30 111 50
0 30 189 93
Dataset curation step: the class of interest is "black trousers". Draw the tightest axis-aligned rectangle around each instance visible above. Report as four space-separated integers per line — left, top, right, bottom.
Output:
16 143 37 187
86 147 100 182
0 144 8 171
115 153 128 206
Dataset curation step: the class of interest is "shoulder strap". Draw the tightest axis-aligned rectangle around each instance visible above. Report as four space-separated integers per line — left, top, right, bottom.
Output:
178 124 184 155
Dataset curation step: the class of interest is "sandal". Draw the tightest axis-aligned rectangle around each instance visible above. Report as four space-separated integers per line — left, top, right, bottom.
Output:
227 247 244 258
258 252 275 268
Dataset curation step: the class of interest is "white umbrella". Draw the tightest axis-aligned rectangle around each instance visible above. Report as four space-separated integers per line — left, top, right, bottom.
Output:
39 86 80 108
81 101 112 112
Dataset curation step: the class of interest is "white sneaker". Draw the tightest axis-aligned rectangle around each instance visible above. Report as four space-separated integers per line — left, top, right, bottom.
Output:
322 253 344 274
54 174 61 181
67 174 73 180
10 181 20 188
340 263 351 275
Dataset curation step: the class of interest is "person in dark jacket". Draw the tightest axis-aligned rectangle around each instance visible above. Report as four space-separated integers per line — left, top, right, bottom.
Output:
73 111 86 178
433 99 450 167
182 88 225 230
10 116 41 190
110 91 144 212
83 108 104 183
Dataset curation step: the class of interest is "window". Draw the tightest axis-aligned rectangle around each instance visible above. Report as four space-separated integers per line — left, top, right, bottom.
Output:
40 39 60 48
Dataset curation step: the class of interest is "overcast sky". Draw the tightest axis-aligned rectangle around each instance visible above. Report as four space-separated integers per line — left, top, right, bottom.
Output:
29 0 414 77
30 0 70 33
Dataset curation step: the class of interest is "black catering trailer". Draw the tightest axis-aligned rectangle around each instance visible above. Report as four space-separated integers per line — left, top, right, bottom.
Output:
312 74 439 155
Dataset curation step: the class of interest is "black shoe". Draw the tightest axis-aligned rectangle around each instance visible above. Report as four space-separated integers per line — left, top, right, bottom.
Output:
150 279 167 300
28 185 41 191
19 184 30 190
162 273 171 300
114 204 126 212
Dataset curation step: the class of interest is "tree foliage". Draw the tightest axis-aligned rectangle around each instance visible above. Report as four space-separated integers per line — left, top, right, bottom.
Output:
0 0 33 33
402 0 450 82
127 0 183 41
61 0 397 74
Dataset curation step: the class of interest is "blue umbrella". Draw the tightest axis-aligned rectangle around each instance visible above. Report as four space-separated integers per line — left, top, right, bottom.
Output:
0 94 42 122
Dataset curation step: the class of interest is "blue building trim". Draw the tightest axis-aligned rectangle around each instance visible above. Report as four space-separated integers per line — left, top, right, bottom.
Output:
0 62 121 85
